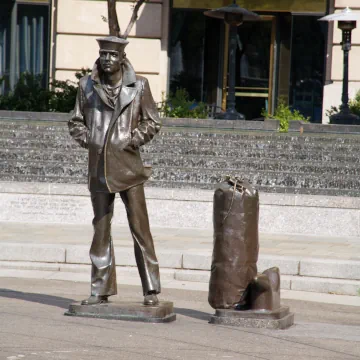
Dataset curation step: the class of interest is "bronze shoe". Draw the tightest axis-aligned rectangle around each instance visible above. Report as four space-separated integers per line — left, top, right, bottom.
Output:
143 293 159 306
81 295 109 305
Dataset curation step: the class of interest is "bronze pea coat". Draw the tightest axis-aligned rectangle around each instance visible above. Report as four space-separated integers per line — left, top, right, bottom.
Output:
68 58 161 193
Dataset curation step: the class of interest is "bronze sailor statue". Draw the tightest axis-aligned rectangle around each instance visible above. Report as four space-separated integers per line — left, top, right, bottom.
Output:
68 36 161 306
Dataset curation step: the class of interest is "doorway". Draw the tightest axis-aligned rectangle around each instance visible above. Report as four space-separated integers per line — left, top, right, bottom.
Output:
222 16 276 120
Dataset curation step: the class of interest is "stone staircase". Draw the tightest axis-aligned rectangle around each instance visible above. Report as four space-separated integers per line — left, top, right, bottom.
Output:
1 119 360 196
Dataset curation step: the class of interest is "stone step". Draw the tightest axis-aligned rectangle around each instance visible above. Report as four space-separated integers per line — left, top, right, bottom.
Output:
1 163 359 192
0 249 360 296
2 156 360 177
150 167 360 192
0 173 86 184
2 121 360 144
146 180 360 196
2 137 359 156
2 147 360 165
2 130 360 151
0 173 357 196
2 123 360 144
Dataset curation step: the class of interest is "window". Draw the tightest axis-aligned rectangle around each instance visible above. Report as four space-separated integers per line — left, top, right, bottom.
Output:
0 1 50 94
169 9 222 105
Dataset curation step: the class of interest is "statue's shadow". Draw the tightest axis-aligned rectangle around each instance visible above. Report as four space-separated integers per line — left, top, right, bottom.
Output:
0 290 212 320
174 307 211 321
0 289 74 309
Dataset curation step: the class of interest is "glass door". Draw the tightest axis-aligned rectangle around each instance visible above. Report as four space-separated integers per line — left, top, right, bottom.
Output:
222 16 276 120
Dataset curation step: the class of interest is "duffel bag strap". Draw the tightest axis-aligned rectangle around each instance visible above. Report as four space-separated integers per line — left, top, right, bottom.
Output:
222 176 255 224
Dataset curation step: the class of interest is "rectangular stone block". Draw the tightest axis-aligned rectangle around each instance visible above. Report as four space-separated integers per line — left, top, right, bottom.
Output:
332 45 360 81
291 276 360 296
57 0 162 38
279 275 291 290
260 204 360 237
175 269 292 290
175 269 210 283
294 194 360 209
258 255 300 276
116 266 175 281
300 258 360 280
0 193 93 224
65 245 90 264
157 250 182 269
147 199 213 229
114 247 137 266
335 0 360 7
60 263 90 273
56 35 161 74
0 261 60 271
182 252 212 270
0 243 65 263
0 182 50 195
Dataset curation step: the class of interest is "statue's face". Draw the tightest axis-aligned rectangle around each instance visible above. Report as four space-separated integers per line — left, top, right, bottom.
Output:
99 49 123 74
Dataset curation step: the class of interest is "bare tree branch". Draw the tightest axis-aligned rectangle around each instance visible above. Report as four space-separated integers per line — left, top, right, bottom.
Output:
122 0 147 39
107 0 121 37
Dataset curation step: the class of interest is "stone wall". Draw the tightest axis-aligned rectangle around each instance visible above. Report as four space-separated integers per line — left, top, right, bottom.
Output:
50 0 169 102
1 182 360 237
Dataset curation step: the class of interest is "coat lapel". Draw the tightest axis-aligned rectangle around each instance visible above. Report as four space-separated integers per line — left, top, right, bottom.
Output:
109 85 138 129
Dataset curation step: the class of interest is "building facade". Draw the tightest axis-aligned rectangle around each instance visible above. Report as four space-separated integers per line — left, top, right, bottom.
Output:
0 0 359 123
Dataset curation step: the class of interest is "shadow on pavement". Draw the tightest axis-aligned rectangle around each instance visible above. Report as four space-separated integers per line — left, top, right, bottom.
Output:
0 289 74 309
174 307 211 321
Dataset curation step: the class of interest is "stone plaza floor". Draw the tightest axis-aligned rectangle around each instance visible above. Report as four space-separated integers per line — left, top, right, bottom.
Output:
1 277 360 360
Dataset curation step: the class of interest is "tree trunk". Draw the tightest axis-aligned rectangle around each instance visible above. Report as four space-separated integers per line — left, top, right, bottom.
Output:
107 0 120 37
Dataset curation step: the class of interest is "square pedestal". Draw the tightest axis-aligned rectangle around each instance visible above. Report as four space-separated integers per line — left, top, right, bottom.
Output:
65 301 176 323
210 306 294 329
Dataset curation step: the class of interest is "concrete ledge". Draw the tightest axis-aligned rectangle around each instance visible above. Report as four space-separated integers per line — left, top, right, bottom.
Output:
4 182 360 210
0 261 60 271
1 182 360 236
175 269 210 283
258 255 300 275
0 263 359 297
182 253 212 271
300 258 360 280
291 276 360 296
65 246 183 269
174 269 292 290
0 110 68 122
0 244 66 263
302 122 360 134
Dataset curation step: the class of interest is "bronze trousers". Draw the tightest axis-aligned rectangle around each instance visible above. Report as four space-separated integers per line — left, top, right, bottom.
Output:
90 184 161 296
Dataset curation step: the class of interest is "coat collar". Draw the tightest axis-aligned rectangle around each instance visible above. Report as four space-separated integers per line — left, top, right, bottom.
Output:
91 57 138 110
91 57 137 87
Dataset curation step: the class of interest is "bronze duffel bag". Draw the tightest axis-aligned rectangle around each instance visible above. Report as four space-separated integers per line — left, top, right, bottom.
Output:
208 177 259 309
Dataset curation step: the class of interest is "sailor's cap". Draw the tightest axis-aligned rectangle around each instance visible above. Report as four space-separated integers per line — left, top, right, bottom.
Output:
96 36 129 52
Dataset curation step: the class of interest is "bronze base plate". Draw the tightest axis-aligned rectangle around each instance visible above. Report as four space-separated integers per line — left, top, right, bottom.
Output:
210 306 294 329
64 301 176 323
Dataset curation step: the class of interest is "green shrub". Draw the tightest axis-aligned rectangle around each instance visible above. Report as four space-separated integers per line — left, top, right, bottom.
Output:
262 99 310 133
159 88 208 119
326 90 360 122
0 68 91 113
349 90 360 117
0 73 53 112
